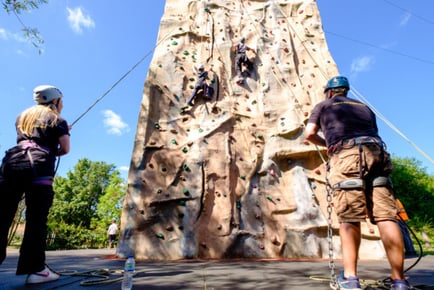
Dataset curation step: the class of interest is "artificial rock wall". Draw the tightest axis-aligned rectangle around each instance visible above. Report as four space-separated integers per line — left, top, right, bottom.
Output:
118 0 386 260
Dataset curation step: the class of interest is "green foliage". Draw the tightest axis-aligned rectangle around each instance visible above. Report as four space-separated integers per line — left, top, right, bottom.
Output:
2 0 47 53
48 158 125 249
2 0 47 13
391 156 434 253
391 157 434 222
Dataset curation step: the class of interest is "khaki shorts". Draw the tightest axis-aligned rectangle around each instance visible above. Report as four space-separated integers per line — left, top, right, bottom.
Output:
328 143 398 223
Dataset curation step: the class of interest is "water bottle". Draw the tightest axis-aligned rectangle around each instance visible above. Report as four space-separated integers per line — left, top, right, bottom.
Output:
121 255 135 290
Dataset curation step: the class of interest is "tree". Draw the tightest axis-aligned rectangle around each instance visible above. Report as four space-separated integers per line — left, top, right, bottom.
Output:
2 0 47 53
391 157 434 223
47 158 125 249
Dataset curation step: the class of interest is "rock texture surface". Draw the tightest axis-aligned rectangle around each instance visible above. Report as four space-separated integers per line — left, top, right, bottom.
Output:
118 0 386 260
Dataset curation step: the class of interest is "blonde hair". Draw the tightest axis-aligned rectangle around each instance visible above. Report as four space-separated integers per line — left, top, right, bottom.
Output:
17 103 59 137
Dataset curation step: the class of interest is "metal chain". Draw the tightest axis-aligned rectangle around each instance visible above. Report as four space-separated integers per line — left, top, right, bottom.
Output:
326 180 339 289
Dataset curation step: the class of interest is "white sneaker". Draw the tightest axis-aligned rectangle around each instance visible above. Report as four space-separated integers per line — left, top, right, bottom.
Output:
26 266 59 284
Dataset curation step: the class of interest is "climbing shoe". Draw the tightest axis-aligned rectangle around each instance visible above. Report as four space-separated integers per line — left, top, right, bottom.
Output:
391 279 411 290
330 271 362 290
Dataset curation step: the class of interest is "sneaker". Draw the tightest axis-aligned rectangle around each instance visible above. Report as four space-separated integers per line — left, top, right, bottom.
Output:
26 266 59 284
331 271 362 290
391 279 411 290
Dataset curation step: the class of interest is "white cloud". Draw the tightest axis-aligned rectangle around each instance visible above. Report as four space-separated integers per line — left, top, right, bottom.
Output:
119 166 129 172
400 12 411 27
66 7 95 34
350 56 374 74
102 110 130 136
0 28 8 40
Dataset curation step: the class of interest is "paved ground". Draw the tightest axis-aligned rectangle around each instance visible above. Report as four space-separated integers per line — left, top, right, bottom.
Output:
1 248 433 290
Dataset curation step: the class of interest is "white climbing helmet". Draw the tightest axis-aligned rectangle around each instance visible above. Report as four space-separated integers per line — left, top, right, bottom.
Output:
33 85 63 104
198 64 204 71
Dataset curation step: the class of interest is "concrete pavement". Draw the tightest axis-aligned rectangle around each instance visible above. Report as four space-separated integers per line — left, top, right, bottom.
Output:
1 248 433 289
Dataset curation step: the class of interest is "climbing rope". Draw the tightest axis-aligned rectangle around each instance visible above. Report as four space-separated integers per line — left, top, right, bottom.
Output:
70 26 177 127
350 87 434 166
46 267 146 289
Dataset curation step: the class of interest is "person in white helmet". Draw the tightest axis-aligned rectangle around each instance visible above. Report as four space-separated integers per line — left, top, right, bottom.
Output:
0 85 70 285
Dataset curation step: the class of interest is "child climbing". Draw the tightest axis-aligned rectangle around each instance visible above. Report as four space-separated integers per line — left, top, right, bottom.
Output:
233 37 256 84
184 64 213 107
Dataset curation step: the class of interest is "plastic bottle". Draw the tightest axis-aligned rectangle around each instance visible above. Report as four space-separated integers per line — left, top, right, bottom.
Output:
121 255 135 290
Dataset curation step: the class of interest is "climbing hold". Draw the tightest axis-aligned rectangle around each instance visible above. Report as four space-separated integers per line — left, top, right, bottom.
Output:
157 189 162 194
240 175 246 180
204 7 210 13
311 183 317 190
171 40 178 45
183 188 190 196
179 200 186 206
154 122 160 129
198 128 203 133
156 233 165 240
183 50 189 55
171 139 177 145
170 129 178 134
166 225 174 231
266 194 273 201
161 167 167 172
183 164 190 171
257 134 263 139
182 147 188 153
236 200 241 209
314 168 321 175
269 169 275 176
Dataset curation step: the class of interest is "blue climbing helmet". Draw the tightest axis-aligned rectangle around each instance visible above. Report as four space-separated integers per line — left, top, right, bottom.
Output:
324 76 350 92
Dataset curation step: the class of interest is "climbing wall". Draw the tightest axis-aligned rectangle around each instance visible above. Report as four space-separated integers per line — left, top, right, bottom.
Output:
118 0 387 260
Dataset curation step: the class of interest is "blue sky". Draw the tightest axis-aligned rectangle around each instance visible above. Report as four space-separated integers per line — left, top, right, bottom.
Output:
1 0 433 180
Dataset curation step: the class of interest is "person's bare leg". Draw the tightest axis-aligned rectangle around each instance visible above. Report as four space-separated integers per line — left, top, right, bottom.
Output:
376 220 405 280
340 222 361 277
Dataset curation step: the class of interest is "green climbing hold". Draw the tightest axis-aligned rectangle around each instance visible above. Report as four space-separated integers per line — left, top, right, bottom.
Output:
183 164 190 171
236 200 241 209
157 189 162 194
171 139 177 145
266 194 273 201
183 50 189 55
156 233 165 240
183 188 190 196
198 128 203 133
210 78 216 84
179 200 186 206
154 122 160 129
172 40 178 45
204 7 210 13
182 147 188 153
240 175 246 180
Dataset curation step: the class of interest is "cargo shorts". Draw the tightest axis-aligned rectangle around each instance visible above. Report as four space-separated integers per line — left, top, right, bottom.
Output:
328 143 398 224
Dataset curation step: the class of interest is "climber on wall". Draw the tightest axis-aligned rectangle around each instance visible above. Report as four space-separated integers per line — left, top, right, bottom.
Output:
233 37 256 84
184 64 213 107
